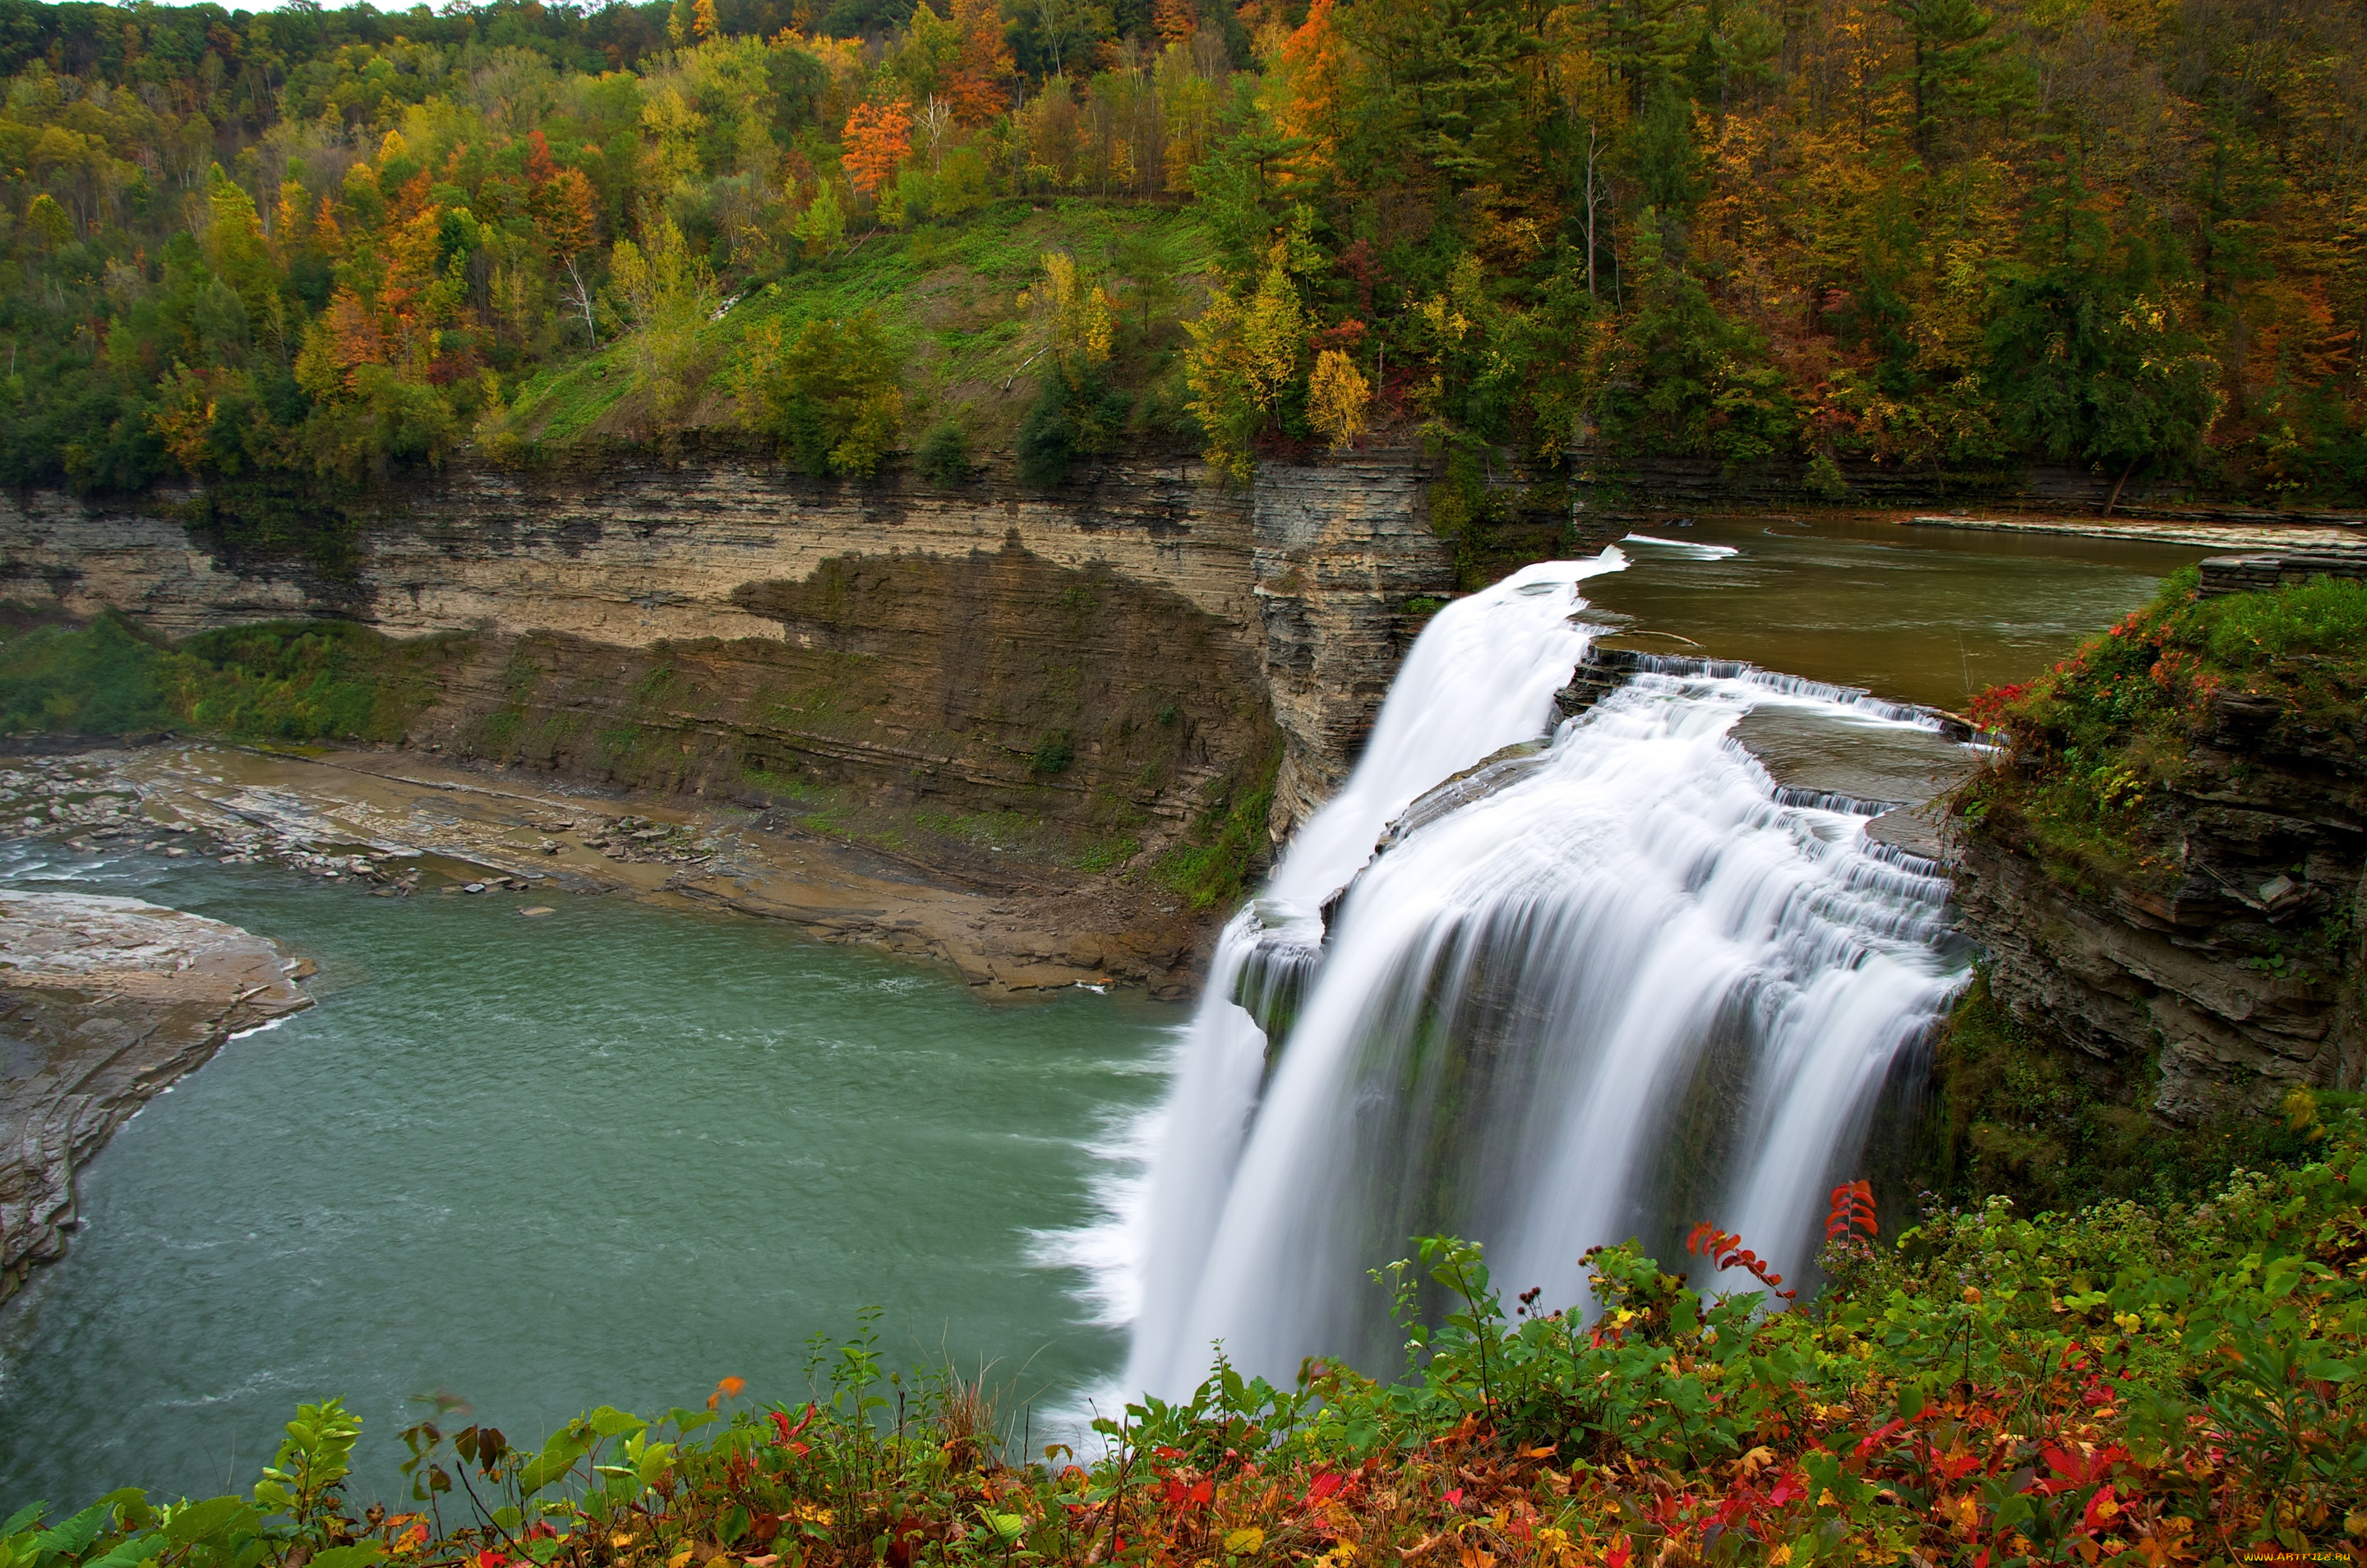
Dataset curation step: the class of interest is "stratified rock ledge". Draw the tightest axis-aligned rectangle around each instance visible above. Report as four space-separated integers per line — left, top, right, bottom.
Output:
0 892 312 1300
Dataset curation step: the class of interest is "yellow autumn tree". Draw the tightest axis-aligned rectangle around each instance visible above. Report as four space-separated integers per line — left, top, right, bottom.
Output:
1022 251 1116 390
603 215 722 432
1184 260 1304 481
1307 348 1369 451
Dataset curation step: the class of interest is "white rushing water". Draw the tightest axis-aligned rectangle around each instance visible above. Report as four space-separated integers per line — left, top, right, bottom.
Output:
1110 554 1972 1400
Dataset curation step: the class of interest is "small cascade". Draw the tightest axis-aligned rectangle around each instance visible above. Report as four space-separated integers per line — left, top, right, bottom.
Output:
1114 557 1972 1400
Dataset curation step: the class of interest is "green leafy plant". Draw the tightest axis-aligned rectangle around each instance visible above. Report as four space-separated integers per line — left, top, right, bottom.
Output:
734 312 905 478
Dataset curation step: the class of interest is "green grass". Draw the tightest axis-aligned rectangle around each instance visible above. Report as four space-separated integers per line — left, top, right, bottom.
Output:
1152 743 1277 910
500 198 1213 458
0 615 469 742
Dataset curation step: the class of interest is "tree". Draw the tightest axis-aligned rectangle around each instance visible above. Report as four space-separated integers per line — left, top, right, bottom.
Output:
947 0 1014 126
1990 274 2225 500
842 99 914 197
527 141 602 347
733 311 904 476
893 3 964 102
1153 0 1194 47
1308 348 1369 450
1184 260 1305 480
603 217 722 431
24 192 72 248
1027 0 1110 78
1276 0 1347 176
1887 0 2012 164
798 182 847 256
1022 251 1117 388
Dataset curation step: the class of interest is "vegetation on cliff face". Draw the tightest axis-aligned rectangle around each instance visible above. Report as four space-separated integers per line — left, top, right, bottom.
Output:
12 1118 2367 1562
2 0 2364 513
1915 973 2328 1216
0 611 467 740
1954 566 2367 902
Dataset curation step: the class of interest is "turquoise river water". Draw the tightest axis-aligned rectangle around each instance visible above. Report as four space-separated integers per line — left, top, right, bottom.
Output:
0 851 1171 1509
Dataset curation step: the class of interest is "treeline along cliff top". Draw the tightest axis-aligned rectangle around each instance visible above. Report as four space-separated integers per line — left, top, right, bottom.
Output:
0 0 2363 512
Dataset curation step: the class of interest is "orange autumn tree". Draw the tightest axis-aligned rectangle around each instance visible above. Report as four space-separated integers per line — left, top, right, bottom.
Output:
1276 0 1347 178
526 130 602 344
842 98 914 197
946 0 1013 127
1152 0 1195 46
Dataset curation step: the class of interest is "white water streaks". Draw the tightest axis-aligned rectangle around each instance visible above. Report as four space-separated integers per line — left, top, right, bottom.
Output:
1620 533 1742 560
1116 562 1971 1400
1098 560 1622 1361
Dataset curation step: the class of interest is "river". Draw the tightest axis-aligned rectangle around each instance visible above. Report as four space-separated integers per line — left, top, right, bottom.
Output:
0 517 2204 1512
0 850 1170 1510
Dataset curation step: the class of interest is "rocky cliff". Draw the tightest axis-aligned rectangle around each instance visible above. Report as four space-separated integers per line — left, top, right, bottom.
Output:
1954 681 2367 1127
2 450 1473 891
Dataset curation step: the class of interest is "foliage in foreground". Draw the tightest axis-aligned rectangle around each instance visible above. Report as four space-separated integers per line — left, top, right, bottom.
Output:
0 614 466 742
16 1115 2367 1568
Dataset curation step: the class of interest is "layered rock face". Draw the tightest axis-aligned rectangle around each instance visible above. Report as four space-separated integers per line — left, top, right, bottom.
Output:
1955 687 2367 1125
1250 459 1460 837
1 451 1462 864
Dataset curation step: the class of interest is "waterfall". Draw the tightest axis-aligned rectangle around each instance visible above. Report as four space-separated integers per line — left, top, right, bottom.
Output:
1114 556 1971 1400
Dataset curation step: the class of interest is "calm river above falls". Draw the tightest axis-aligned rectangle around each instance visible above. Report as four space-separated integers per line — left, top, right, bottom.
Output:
0 518 2203 1510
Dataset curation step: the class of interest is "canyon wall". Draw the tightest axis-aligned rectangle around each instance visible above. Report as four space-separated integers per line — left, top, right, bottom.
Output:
1954 682 2367 1124
0 450 1465 869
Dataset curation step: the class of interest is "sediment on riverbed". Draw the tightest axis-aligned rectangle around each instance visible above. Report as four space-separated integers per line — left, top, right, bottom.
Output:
0 888 311 1302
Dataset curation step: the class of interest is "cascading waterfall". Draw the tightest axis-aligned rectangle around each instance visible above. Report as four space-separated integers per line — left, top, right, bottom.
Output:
1109 553 1973 1400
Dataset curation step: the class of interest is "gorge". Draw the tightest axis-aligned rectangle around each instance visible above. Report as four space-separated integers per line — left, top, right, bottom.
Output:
4 459 2362 1515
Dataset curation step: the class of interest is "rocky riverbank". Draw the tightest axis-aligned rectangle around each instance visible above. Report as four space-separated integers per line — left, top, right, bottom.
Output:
1946 560 2367 1133
0 888 311 1301
2 740 1212 998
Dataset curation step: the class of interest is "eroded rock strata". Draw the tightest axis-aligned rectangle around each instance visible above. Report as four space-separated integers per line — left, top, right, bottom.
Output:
1954 683 2367 1125
0 454 1482 867
0 890 312 1300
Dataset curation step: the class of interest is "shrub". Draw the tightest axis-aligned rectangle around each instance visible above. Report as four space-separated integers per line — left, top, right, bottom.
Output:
1017 374 1129 490
735 311 904 478
915 420 972 487
1029 731 1073 775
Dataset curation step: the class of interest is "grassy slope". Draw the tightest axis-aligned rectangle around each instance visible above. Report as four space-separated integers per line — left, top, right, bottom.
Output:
0 614 470 745
499 199 1216 459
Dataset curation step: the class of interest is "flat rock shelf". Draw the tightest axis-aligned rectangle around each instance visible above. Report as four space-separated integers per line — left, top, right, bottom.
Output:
0 891 312 1298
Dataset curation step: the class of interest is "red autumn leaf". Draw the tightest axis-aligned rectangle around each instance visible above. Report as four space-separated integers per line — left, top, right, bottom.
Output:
770 1406 817 1447
1854 1419 1908 1460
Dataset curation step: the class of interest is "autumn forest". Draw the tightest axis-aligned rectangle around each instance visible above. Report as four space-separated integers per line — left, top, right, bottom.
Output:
0 0 2362 514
